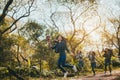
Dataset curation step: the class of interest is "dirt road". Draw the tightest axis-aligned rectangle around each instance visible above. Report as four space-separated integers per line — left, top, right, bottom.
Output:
69 70 120 80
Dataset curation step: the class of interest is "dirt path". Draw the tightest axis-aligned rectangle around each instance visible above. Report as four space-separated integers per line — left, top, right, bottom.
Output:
69 70 120 80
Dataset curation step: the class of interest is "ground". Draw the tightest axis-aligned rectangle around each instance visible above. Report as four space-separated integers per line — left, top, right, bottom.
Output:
50 70 120 80
71 70 120 80
31 69 120 80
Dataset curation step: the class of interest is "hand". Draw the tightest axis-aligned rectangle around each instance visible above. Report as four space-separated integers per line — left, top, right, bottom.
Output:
54 39 58 43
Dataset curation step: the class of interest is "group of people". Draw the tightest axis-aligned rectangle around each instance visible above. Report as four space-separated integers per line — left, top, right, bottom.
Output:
76 48 113 76
47 35 114 78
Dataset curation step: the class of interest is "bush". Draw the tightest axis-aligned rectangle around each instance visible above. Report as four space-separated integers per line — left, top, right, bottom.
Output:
0 67 9 79
112 57 120 67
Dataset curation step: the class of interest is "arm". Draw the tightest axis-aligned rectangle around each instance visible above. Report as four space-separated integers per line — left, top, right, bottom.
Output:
48 41 56 49
51 44 57 49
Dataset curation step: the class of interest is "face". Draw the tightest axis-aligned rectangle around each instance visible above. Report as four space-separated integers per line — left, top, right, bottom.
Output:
58 36 63 41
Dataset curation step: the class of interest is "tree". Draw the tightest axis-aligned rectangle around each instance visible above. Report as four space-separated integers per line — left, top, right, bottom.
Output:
45 2 101 53
105 18 120 56
0 0 35 36
20 20 45 42
0 35 15 67
49 0 96 4
10 34 31 67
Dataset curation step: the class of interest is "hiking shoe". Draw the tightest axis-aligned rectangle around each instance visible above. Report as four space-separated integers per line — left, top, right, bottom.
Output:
73 65 77 72
64 72 68 78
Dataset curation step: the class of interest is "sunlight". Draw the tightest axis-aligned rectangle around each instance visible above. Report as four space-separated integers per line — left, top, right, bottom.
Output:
90 32 101 42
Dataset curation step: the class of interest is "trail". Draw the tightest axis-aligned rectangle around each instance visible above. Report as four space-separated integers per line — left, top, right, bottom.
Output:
69 70 120 80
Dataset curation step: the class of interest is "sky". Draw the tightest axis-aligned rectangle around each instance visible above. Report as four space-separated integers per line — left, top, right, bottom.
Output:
1 0 119 51
21 0 120 51
23 0 120 35
26 0 120 22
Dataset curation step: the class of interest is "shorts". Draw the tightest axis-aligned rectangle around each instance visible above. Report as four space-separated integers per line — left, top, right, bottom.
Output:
105 59 111 66
91 62 96 68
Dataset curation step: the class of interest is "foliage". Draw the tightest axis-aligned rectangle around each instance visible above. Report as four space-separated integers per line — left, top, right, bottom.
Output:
0 0 120 79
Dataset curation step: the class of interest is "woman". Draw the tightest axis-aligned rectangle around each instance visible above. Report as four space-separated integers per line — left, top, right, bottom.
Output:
103 48 113 75
76 51 84 72
48 35 77 78
88 51 96 76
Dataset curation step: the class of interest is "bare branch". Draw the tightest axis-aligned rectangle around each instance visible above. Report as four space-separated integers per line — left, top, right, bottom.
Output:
0 0 13 23
1 0 35 35
74 4 94 22
50 11 59 32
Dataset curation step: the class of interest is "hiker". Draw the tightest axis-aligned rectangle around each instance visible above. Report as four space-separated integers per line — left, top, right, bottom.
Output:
48 35 77 78
103 48 113 75
76 50 84 72
88 51 96 76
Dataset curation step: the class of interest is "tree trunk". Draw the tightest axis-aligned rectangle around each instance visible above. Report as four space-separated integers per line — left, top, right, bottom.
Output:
7 67 25 80
0 0 13 23
17 45 21 66
118 47 120 59
39 59 42 76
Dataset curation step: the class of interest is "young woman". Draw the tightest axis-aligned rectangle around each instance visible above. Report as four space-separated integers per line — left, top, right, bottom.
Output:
76 51 84 72
88 51 96 76
48 35 77 78
103 48 113 75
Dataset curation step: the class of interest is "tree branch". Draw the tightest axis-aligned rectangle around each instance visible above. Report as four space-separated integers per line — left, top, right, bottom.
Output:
0 0 13 23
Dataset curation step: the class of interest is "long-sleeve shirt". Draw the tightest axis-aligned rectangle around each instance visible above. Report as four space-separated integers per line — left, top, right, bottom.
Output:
103 50 113 60
51 41 69 56
76 53 84 61
88 54 96 63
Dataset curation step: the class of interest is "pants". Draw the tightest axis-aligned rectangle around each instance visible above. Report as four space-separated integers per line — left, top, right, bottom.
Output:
57 54 73 73
104 59 112 73
78 60 84 68
91 62 96 75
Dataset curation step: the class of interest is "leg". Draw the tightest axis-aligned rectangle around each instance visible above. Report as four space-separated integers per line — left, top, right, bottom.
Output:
61 55 73 68
61 56 77 72
91 62 96 76
81 61 84 72
108 62 112 74
57 56 66 73
104 61 107 74
58 65 66 73
62 63 73 68
78 61 84 71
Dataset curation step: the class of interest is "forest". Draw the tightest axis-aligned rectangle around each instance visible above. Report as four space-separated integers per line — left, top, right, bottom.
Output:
0 0 120 80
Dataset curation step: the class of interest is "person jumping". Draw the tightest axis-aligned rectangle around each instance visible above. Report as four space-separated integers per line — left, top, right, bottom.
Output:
48 35 77 78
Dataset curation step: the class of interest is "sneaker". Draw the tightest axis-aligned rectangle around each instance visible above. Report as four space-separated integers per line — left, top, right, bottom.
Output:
64 72 68 78
73 65 77 72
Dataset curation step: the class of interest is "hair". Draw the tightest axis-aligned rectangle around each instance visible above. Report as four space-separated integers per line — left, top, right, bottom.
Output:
92 51 96 56
79 51 82 53
56 35 66 42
